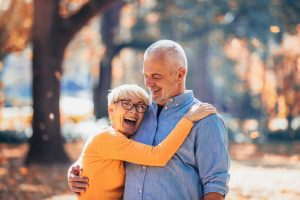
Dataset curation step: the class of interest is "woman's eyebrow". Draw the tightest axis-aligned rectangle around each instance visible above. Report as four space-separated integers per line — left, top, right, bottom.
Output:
121 98 131 101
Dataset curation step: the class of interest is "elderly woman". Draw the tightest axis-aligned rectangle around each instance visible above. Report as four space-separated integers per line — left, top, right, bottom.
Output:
77 84 216 200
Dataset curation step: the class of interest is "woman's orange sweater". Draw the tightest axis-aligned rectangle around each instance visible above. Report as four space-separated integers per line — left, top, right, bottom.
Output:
78 118 193 200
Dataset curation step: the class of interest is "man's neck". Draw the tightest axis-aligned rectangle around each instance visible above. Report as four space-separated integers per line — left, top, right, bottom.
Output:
155 88 187 107
167 90 186 102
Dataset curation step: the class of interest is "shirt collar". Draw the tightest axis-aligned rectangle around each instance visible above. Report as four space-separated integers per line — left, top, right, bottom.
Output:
150 90 195 112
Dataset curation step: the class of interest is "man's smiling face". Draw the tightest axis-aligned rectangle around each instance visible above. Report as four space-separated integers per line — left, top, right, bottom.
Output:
143 54 183 106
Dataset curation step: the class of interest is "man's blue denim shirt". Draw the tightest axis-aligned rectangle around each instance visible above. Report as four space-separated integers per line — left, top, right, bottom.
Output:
124 91 230 200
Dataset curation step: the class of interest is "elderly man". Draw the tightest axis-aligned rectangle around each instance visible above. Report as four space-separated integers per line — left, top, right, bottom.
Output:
68 40 230 200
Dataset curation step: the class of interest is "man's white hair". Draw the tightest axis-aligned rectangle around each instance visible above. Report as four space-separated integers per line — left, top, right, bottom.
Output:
107 84 150 107
144 40 188 70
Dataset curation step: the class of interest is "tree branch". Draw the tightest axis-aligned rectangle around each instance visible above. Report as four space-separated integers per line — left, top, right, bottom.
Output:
58 0 119 47
115 40 155 55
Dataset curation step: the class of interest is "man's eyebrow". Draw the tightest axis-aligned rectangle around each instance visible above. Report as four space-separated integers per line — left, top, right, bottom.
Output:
143 73 162 77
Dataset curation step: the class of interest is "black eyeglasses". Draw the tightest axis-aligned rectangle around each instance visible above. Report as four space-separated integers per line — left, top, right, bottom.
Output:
114 99 149 113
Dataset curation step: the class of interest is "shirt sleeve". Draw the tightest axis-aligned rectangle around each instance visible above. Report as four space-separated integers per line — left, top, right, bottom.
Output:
194 114 230 196
87 118 193 166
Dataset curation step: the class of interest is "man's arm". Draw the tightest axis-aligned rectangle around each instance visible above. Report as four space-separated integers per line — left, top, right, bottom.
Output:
195 114 230 197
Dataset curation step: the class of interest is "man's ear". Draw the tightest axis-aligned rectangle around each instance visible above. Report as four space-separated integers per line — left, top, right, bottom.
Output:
177 67 186 82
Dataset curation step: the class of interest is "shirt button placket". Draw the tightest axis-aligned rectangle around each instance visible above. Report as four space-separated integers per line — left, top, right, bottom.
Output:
138 166 146 198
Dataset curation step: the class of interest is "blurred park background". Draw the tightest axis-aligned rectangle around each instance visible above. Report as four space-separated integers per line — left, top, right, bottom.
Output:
0 0 300 199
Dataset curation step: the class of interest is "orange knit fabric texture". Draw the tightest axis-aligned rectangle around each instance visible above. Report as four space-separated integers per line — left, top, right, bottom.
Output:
78 117 193 200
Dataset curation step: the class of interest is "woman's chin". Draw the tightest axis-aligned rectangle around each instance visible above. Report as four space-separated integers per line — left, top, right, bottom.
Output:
120 128 136 137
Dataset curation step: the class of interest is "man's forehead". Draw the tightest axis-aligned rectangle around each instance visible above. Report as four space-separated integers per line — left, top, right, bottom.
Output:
143 58 172 74
143 65 165 75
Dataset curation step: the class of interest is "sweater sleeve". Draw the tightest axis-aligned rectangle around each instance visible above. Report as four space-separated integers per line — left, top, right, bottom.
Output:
88 118 193 166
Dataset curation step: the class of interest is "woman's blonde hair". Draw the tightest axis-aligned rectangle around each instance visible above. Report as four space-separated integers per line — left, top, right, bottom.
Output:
107 84 150 107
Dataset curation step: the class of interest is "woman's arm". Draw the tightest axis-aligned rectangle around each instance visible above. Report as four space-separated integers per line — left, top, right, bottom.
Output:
88 118 192 166
87 103 216 166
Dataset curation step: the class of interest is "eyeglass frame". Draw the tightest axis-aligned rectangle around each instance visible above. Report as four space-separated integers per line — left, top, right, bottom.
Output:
114 99 149 113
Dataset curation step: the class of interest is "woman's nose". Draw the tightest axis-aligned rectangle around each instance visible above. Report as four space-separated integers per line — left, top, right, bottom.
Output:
129 106 138 113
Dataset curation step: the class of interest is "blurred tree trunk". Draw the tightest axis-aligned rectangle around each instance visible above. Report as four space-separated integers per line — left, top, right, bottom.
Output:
192 40 215 104
94 2 124 118
26 0 117 165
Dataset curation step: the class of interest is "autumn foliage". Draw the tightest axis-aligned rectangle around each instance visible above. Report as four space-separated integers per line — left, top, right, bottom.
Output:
0 0 32 58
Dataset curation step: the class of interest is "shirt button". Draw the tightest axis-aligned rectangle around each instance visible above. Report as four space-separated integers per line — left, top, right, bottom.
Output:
170 98 174 102
142 166 146 170
175 104 178 106
165 107 168 109
138 189 142 194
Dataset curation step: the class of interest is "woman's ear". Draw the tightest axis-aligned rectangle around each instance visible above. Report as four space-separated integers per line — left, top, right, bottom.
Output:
108 104 114 116
107 105 114 114
108 105 114 123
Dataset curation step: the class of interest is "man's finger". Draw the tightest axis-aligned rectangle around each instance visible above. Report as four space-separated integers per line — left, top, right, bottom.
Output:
69 176 89 183
71 186 86 193
72 181 89 189
72 165 82 170
71 166 82 175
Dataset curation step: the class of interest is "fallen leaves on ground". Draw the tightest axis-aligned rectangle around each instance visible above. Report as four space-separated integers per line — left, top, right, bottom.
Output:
0 142 300 200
